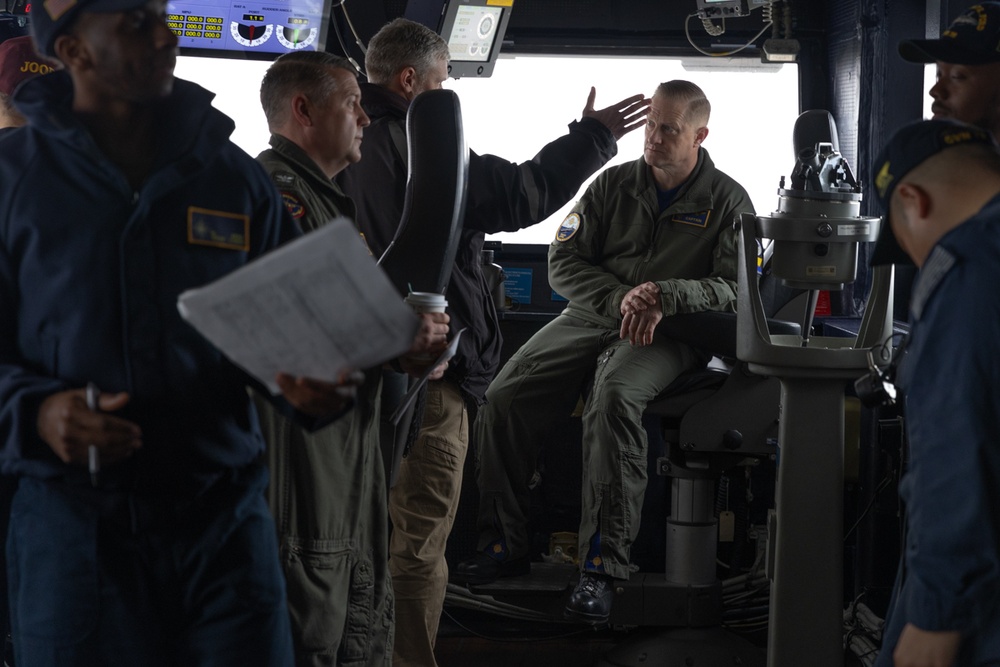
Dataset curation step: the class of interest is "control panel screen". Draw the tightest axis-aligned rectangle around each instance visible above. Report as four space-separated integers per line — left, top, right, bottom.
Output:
446 4 502 63
167 0 328 58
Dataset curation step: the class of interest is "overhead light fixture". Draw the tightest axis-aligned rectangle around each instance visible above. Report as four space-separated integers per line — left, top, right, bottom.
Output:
762 38 800 63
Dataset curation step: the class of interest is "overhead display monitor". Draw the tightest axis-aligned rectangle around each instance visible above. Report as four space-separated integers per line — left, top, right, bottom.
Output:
405 0 513 78
166 0 330 59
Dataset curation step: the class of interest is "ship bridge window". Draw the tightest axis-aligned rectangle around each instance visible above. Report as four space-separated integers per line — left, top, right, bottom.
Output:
174 53 799 245
449 54 798 244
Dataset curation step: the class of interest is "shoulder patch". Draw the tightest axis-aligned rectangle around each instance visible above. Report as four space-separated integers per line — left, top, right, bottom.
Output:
556 212 582 242
187 207 250 251
671 210 712 228
281 192 307 220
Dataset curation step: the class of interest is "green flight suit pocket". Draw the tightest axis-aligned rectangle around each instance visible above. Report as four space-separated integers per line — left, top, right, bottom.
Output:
282 538 374 665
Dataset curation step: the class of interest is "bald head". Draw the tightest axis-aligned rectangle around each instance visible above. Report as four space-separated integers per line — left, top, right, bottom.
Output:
889 143 1000 265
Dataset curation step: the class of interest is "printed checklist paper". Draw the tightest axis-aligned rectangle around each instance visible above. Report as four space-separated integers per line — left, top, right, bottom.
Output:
178 218 419 393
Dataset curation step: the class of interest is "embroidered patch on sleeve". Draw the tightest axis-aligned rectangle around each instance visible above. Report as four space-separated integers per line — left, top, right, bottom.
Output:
187 207 250 251
280 192 307 220
555 212 582 242
671 210 712 228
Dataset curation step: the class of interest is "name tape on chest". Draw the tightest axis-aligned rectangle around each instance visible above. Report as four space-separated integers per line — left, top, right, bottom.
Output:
187 207 250 251
556 212 582 242
280 192 307 220
671 210 712 228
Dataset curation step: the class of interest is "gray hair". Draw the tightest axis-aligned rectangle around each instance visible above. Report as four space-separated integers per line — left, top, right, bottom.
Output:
260 51 356 128
365 18 450 85
654 80 711 127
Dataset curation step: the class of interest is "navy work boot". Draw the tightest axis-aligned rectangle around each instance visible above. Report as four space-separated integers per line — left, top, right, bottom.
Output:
452 551 530 585
564 572 614 624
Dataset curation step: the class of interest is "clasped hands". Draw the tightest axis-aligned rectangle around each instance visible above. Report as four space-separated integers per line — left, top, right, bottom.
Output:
620 281 662 347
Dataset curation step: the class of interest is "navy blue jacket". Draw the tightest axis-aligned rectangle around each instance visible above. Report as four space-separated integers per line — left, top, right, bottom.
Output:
0 72 302 491
876 195 1000 665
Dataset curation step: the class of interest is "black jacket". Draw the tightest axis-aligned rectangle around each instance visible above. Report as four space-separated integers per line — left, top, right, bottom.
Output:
338 82 617 404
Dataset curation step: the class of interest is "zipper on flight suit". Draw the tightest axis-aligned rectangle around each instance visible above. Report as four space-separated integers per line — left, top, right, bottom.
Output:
630 193 660 286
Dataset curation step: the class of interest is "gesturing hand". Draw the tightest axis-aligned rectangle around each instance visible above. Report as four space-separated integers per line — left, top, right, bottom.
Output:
582 87 651 140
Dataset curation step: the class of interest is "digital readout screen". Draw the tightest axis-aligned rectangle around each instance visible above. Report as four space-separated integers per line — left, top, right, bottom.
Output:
446 5 503 63
167 0 327 56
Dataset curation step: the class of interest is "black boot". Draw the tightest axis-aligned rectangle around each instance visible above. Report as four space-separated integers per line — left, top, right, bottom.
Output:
564 572 614 624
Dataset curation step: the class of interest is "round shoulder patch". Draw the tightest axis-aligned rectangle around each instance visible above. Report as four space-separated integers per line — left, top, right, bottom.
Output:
555 212 582 242
281 192 306 220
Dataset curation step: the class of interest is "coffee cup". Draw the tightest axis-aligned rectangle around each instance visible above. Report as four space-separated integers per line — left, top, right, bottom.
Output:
405 292 448 314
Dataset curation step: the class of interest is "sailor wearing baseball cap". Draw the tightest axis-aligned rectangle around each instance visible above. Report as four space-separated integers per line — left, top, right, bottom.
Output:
0 35 57 129
870 118 996 265
900 2 1000 64
29 0 158 58
868 118 1000 667
899 2 1000 139
0 0 328 664
0 35 56 98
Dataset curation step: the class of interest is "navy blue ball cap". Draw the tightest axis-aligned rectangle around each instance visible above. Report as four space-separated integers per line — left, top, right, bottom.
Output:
870 119 997 265
899 2 1000 65
30 0 152 58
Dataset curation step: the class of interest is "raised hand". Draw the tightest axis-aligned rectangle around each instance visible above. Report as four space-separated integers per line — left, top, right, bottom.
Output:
582 87 651 140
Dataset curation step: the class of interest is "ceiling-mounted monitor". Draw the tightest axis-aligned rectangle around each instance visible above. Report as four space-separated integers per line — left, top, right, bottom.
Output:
166 0 331 59
405 0 513 78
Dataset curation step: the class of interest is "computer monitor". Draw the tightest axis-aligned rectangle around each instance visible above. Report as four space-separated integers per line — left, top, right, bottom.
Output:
405 0 512 78
166 0 332 59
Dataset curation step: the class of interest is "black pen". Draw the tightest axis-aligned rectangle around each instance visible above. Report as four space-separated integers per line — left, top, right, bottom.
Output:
86 382 100 487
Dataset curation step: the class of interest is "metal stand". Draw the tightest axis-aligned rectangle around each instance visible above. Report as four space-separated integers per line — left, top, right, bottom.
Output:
597 452 767 666
736 213 894 667
597 398 774 666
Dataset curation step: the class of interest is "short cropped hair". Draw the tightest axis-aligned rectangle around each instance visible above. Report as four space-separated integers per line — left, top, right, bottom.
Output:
365 18 450 85
654 80 711 128
260 51 356 128
907 141 1000 187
